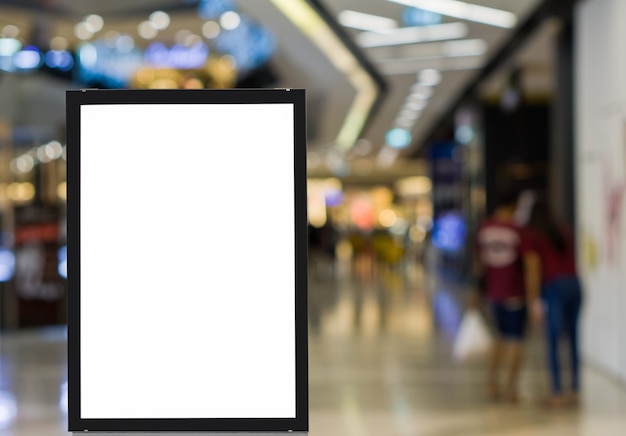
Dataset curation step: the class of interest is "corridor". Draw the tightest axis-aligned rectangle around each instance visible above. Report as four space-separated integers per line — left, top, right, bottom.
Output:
2 261 626 435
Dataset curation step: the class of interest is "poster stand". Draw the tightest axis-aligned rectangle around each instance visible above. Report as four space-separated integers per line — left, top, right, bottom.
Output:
66 89 308 434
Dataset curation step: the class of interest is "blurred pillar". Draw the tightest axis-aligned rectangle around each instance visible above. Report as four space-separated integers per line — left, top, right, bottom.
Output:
0 119 17 329
550 12 575 224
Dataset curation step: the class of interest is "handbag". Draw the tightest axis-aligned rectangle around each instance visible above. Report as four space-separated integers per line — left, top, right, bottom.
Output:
452 308 493 362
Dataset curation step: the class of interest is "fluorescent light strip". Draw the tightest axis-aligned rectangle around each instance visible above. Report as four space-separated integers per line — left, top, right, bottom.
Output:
379 56 484 75
377 146 399 168
374 39 487 62
270 0 379 151
338 10 398 32
356 22 468 48
387 0 517 29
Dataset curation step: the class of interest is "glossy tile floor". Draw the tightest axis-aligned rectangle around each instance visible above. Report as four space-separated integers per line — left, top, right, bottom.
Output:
2 260 626 435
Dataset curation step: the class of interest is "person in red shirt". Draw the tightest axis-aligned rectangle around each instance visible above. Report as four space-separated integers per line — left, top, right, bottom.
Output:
474 190 528 402
523 198 582 409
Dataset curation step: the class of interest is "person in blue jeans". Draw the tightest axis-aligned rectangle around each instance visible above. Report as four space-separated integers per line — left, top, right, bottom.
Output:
523 198 582 408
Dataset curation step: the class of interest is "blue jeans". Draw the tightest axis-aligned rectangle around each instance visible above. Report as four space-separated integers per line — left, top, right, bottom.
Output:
542 276 582 394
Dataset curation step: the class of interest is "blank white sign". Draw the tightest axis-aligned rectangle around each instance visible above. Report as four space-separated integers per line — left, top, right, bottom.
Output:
79 103 296 419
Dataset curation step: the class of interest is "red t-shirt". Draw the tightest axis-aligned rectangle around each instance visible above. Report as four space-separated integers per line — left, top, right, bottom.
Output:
523 227 577 283
475 219 526 302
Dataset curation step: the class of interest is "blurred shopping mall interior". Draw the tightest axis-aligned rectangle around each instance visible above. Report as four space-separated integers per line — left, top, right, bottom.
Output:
1 0 626 434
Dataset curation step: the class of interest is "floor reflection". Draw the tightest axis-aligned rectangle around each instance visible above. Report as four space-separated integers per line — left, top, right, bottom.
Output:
1 258 626 435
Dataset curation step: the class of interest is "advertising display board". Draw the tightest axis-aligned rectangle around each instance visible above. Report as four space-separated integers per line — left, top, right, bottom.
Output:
66 89 308 433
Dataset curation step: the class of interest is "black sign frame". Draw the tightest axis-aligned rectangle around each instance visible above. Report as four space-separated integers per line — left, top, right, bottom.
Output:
66 88 308 433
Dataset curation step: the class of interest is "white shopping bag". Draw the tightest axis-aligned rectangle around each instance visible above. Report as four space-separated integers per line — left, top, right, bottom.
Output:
452 309 493 362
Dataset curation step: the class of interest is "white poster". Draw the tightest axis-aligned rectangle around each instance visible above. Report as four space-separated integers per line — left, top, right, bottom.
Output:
78 102 297 420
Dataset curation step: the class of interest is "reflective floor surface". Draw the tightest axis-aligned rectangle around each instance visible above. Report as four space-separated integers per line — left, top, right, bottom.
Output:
2 260 626 435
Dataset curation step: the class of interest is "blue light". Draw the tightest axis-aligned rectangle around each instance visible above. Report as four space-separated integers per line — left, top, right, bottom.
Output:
433 290 462 339
198 0 236 20
325 189 343 207
0 38 21 56
385 128 412 149
77 39 143 88
144 41 168 67
402 7 442 26
58 246 67 279
455 125 474 144
0 248 14 282
59 381 68 415
0 391 17 429
248 25 275 66
213 15 275 70
44 50 74 71
78 43 97 68
13 46 42 70
145 42 209 69
431 212 467 253
170 43 209 69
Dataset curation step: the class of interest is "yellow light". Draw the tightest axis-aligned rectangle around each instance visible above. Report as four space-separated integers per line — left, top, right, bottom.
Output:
325 177 342 190
50 36 68 51
395 176 432 196
149 78 178 89
184 78 204 89
371 187 393 208
134 67 156 86
218 54 236 70
7 183 35 202
409 225 426 243
307 180 327 228
379 209 397 227
57 182 67 200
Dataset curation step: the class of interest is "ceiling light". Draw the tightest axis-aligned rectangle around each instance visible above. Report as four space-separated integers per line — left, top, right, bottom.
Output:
149 11 170 30
395 118 416 129
84 15 104 33
410 84 433 99
417 68 441 86
356 22 468 48
378 56 484 75
387 0 517 29
2 25 19 38
442 38 487 56
270 0 380 151
373 39 487 75
220 11 241 30
403 7 442 26
74 22 94 41
385 128 412 149
369 38 487 62
138 21 158 40
338 10 398 32
202 21 221 39
399 109 420 120
404 100 426 111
